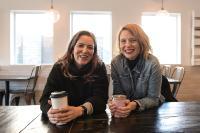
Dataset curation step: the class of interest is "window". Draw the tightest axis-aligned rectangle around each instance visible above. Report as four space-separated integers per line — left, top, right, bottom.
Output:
10 11 54 65
70 11 112 64
141 13 181 64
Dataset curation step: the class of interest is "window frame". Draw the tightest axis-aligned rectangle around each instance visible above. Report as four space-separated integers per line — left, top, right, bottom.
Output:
70 11 112 64
10 10 53 65
141 12 181 64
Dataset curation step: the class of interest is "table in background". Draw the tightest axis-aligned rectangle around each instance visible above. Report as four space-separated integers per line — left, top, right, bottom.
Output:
0 75 33 105
23 102 200 133
0 105 41 133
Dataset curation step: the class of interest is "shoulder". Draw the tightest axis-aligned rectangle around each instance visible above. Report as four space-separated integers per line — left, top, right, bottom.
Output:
48 63 63 76
144 54 161 72
96 60 106 71
51 63 62 71
53 62 61 68
146 54 160 65
90 61 108 77
111 54 124 66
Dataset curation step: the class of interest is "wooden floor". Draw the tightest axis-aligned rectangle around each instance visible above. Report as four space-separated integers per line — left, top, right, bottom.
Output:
177 66 200 101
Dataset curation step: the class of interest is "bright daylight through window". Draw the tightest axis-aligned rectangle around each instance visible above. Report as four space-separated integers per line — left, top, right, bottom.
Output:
70 11 112 64
142 13 181 64
10 11 54 65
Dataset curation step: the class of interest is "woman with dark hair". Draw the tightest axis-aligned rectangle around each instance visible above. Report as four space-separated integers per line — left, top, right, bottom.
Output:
40 31 108 124
108 24 162 118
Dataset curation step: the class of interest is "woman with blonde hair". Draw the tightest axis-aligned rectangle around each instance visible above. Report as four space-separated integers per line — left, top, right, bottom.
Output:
108 24 162 118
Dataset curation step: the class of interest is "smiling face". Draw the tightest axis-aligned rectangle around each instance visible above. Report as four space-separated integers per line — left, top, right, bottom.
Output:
119 30 141 60
73 35 95 68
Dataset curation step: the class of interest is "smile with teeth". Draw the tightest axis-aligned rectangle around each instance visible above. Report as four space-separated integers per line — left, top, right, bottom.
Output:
79 54 89 60
125 49 134 54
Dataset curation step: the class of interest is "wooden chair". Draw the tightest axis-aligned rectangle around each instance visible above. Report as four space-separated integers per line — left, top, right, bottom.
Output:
170 66 185 97
105 64 114 98
162 65 171 78
161 75 177 102
10 65 40 105
0 77 5 105
34 65 53 104
0 89 5 105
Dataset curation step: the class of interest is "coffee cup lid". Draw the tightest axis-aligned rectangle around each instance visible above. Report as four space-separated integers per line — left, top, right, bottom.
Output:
50 91 67 98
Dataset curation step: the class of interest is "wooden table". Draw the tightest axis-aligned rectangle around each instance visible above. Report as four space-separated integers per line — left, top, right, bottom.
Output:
0 75 33 105
21 102 200 133
0 105 41 133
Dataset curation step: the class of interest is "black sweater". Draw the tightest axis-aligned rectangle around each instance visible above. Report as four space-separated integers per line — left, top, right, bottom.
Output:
39 62 109 115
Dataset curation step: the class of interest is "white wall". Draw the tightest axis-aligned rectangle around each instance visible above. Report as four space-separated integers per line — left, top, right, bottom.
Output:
0 0 200 65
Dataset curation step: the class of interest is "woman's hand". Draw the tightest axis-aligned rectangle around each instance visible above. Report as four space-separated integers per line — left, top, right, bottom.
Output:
47 108 61 124
108 99 117 116
47 106 83 124
114 101 138 118
57 106 83 124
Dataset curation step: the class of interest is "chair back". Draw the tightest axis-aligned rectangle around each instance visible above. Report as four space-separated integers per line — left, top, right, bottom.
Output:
26 65 41 93
34 65 53 104
105 64 113 98
34 65 52 91
162 65 171 78
171 66 185 82
106 64 111 83
171 66 185 97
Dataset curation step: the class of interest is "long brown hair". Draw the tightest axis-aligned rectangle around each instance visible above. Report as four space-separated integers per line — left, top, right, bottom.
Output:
57 30 100 81
118 24 152 59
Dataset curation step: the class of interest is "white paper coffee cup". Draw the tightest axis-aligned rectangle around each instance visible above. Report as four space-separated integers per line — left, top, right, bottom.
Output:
50 91 68 109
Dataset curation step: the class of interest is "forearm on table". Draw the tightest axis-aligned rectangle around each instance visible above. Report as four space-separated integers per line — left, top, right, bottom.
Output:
82 102 93 115
135 97 159 111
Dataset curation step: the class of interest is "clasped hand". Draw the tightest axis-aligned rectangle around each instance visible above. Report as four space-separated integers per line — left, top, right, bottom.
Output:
47 105 82 124
108 99 137 118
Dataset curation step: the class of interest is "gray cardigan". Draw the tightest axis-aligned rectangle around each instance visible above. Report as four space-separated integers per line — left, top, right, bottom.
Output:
111 54 162 111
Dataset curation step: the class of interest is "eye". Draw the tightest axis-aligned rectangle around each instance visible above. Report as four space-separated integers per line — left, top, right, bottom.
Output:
129 38 137 43
76 43 84 48
87 45 94 50
120 39 126 44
